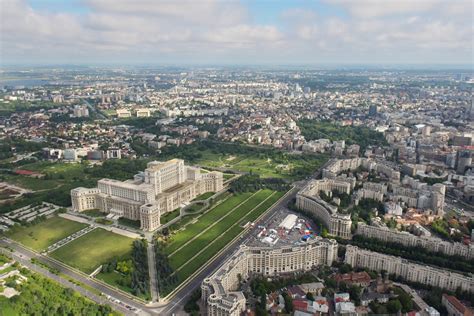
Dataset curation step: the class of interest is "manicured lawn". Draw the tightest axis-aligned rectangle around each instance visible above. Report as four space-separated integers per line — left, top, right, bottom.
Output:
168 190 274 265
118 218 141 229
7 216 88 251
192 192 214 201
160 208 180 224
172 190 286 282
50 228 134 274
223 173 235 180
95 218 113 225
193 149 328 179
164 192 255 253
95 271 151 301
185 202 206 213
82 209 104 217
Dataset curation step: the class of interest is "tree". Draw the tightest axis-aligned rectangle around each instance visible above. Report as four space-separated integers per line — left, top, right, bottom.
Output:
387 299 402 313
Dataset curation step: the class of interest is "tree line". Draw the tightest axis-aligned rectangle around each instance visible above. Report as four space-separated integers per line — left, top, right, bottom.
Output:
154 240 179 296
229 174 290 193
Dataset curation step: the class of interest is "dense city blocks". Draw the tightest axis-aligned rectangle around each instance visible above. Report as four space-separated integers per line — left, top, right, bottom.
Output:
1 2 473 313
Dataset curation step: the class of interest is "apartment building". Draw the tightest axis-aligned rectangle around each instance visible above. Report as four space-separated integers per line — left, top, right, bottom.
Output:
345 245 473 293
356 223 474 259
296 179 352 238
201 238 338 316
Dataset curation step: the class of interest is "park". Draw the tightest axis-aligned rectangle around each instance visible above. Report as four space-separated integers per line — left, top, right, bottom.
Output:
49 228 134 274
6 216 88 251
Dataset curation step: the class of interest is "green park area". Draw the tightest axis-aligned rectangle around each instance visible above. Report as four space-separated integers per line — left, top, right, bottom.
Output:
50 228 134 274
6 216 88 251
192 192 214 201
0 159 150 214
162 189 286 285
0 268 119 316
158 140 329 180
297 119 388 151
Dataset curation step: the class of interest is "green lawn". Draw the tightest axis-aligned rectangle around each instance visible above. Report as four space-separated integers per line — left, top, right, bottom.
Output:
82 209 104 217
165 189 286 283
192 192 215 201
185 202 206 213
164 192 255 254
192 149 327 179
118 218 141 229
50 228 134 274
161 208 180 224
95 218 113 225
7 216 88 251
2 175 61 191
223 173 235 180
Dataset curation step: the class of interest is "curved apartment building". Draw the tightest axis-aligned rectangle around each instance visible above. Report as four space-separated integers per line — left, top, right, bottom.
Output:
296 179 352 238
201 237 338 316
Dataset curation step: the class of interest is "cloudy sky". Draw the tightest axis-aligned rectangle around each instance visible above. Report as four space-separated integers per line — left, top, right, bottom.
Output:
0 0 472 65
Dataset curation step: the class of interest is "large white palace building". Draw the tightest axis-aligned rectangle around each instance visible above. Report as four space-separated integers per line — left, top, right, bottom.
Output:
345 245 474 293
201 237 338 316
71 159 223 231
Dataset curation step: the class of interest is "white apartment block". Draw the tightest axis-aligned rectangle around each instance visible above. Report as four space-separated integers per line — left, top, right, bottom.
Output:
296 179 352 238
201 238 338 316
322 158 400 181
345 245 474 293
71 159 223 231
356 223 474 259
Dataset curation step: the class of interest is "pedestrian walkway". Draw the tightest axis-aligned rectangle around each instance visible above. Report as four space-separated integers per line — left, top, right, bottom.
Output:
45 226 95 253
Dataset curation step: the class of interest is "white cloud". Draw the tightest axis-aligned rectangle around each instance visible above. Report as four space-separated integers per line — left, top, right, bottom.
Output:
0 0 471 64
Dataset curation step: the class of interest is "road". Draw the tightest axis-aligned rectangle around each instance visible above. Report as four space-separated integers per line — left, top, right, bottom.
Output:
156 186 299 316
0 238 154 316
0 159 331 316
152 159 331 315
0 241 136 316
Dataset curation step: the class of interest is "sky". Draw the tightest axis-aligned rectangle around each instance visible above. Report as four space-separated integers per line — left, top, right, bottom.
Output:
0 0 472 66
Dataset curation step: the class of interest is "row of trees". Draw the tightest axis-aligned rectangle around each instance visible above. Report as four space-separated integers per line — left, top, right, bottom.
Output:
0 138 47 160
183 289 201 316
130 239 150 298
5 268 118 315
297 119 388 152
229 174 290 193
157 140 328 180
154 240 178 296
389 274 474 309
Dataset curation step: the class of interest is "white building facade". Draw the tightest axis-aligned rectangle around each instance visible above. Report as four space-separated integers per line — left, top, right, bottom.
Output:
71 159 223 231
201 238 338 316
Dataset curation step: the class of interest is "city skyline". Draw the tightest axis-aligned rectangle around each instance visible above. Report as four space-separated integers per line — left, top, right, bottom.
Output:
1 0 472 65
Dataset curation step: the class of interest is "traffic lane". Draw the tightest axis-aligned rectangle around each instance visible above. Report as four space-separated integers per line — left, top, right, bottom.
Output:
0 247 135 316
159 190 293 315
1 239 153 315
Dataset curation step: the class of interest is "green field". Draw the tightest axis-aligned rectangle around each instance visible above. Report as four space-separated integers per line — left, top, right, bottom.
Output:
50 228 134 274
191 150 327 179
82 209 104 217
7 216 88 251
164 189 286 283
161 208 181 224
192 192 214 201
